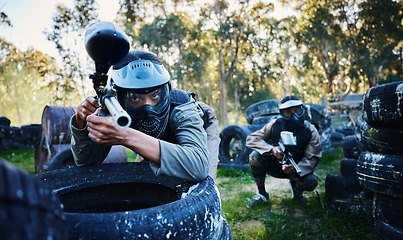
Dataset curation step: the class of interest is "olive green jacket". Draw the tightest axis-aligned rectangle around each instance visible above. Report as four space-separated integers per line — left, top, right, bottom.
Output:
70 98 209 181
246 119 322 177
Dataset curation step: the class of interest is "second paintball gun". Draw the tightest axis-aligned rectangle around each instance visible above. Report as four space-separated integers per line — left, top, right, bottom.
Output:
278 131 302 174
84 21 131 128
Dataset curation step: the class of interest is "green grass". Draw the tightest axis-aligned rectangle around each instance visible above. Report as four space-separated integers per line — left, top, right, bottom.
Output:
216 147 376 240
0 147 137 174
0 148 36 174
1 147 376 239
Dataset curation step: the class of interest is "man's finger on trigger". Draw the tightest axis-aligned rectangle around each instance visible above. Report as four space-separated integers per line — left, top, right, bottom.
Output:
90 97 100 107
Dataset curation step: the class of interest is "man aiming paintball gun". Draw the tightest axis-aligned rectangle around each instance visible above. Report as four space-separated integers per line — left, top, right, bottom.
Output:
70 21 215 182
245 96 322 206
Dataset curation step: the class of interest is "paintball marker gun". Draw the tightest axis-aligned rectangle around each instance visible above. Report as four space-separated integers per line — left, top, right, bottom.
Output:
84 21 131 128
278 131 302 174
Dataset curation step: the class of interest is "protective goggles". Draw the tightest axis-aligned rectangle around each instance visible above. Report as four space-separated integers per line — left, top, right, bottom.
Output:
280 105 304 119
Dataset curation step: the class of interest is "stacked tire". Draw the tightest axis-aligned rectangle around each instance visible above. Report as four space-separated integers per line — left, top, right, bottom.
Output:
0 116 41 151
325 132 373 214
218 124 264 168
38 162 232 239
356 81 403 239
218 100 281 168
0 158 67 239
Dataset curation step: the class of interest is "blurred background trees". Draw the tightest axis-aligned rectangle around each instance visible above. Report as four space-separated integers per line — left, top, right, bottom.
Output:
0 0 402 127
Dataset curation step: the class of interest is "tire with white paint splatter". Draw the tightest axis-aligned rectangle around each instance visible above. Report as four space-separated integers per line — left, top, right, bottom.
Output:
0 159 67 240
356 115 403 155
325 174 373 213
375 219 403 240
342 135 363 159
304 103 332 130
245 100 280 124
38 162 232 240
362 81 403 129
374 194 403 240
251 115 280 125
325 174 367 200
357 152 403 198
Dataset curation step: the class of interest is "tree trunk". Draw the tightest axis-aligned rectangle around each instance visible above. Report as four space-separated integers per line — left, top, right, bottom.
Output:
12 76 22 125
400 47 403 75
234 81 239 125
315 47 334 93
219 39 228 127
368 75 378 88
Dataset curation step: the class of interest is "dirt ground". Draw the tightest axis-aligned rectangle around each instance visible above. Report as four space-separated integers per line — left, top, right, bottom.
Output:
217 175 291 191
217 176 292 201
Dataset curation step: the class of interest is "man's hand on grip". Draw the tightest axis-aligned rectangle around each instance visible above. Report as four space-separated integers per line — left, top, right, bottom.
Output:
282 163 296 174
76 96 99 129
271 146 283 160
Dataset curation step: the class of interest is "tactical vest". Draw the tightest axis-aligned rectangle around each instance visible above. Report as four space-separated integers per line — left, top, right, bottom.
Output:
271 118 312 163
160 88 209 144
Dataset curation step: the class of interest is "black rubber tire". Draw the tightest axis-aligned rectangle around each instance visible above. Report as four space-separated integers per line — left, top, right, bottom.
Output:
375 219 403 240
374 194 403 234
329 199 373 214
20 124 42 146
325 174 373 214
335 126 356 137
37 162 231 240
331 140 345 148
246 103 331 136
340 158 358 178
330 131 345 142
218 124 263 166
245 100 280 124
304 103 332 129
325 174 369 201
0 116 11 126
363 81 403 129
357 152 403 198
356 115 403 155
47 148 75 171
251 115 280 125
343 135 363 159
0 159 67 240
320 127 333 153
47 145 128 171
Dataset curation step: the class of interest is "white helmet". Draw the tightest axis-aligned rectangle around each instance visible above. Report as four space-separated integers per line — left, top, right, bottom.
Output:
111 50 171 138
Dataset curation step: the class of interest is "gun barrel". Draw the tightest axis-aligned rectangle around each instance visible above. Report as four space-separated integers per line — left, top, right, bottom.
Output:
279 142 302 174
104 96 132 129
288 157 302 174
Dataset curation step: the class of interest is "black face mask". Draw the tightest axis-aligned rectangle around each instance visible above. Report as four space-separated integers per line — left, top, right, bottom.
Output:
281 108 305 131
121 84 170 138
127 104 169 138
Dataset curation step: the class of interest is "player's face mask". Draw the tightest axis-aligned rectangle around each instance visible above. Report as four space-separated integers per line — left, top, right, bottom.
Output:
121 84 170 138
280 105 305 131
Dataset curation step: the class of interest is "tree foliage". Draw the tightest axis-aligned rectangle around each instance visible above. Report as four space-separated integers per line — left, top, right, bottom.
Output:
0 11 12 27
0 38 56 125
1 0 403 127
44 0 99 104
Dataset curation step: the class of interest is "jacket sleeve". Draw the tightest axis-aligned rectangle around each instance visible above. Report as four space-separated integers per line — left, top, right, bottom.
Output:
149 99 209 182
297 124 322 177
246 119 276 155
70 116 111 166
197 101 220 182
